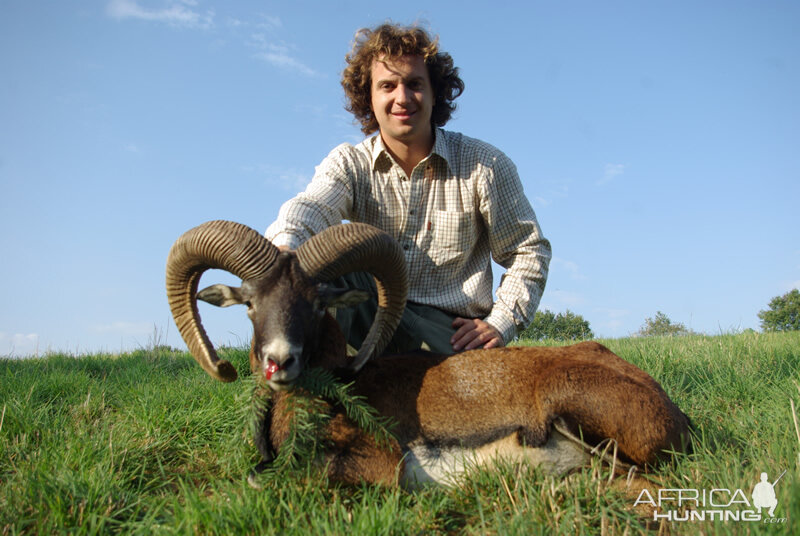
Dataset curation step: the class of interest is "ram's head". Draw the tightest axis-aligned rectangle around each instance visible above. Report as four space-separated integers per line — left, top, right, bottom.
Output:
165 221 407 389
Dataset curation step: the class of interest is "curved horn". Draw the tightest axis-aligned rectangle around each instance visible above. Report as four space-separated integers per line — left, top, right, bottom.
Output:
295 223 408 372
166 220 279 382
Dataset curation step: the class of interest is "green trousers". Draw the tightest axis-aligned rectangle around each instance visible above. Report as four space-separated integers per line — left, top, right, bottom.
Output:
332 272 458 356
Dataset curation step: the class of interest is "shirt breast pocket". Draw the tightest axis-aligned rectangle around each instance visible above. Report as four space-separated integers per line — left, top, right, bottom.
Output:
429 210 476 266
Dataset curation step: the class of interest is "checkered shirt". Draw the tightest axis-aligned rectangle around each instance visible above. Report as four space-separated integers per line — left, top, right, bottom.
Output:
265 129 551 342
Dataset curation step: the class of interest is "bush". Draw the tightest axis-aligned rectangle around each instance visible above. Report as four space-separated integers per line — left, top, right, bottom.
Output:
519 309 594 341
758 288 800 332
637 311 691 337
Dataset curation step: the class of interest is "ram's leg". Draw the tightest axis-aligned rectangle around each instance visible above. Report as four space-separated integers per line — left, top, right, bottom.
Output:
325 413 404 486
247 393 277 489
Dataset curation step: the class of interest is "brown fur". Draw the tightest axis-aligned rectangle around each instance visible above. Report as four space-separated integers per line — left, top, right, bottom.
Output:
269 391 404 486
355 343 690 466
262 312 691 485
199 251 691 486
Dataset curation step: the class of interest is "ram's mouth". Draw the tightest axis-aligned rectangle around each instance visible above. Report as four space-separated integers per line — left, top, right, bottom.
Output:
264 359 300 391
267 378 295 392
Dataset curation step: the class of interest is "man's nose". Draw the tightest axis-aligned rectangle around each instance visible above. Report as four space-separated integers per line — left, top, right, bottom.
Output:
395 84 412 104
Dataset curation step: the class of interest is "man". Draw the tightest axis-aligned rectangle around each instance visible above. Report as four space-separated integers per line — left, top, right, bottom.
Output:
266 23 550 355
752 472 779 518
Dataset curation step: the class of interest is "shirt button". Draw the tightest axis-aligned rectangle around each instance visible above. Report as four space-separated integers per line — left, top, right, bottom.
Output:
403 244 410 251
409 209 415 215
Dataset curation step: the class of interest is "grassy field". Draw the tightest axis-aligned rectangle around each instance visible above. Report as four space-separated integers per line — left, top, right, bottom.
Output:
1 331 798 534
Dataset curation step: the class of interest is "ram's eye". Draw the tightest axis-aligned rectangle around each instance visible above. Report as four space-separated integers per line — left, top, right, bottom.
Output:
245 301 253 309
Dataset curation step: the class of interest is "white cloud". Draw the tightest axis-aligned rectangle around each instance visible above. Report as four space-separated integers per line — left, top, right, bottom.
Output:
272 169 311 192
109 5 309 75
533 196 551 208
256 50 316 76
531 181 569 208
592 308 631 334
598 163 626 186
552 257 586 281
249 34 317 77
341 132 367 146
539 289 584 310
106 0 214 29
226 14 281 30
256 15 282 30
242 164 310 192
0 332 40 357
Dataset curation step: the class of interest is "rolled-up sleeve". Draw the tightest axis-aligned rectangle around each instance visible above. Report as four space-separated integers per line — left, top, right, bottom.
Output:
480 154 551 342
265 145 355 249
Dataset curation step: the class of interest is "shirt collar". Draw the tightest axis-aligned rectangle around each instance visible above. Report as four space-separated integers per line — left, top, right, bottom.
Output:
370 128 453 174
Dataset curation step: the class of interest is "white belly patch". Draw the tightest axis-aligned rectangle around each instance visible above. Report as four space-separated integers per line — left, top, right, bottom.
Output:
400 428 592 489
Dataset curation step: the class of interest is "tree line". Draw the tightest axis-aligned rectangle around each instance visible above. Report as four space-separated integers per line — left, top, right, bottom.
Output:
519 289 800 341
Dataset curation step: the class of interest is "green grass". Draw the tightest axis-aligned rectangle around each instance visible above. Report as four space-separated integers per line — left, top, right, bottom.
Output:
1 332 798 534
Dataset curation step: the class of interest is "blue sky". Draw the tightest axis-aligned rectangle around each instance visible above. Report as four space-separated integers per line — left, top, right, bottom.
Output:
1 1 798 356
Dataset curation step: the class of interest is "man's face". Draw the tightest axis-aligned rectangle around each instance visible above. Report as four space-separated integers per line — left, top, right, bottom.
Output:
370 54 434 147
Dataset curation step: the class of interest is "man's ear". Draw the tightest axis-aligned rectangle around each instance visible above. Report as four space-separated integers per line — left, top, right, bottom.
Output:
197 284 246 308
318 284 370 309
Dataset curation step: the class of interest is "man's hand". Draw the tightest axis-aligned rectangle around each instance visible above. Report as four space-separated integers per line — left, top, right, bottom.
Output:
450 317 504 351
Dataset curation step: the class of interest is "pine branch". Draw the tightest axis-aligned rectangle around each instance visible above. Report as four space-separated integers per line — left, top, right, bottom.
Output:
244 367 398 483
295 368 398 450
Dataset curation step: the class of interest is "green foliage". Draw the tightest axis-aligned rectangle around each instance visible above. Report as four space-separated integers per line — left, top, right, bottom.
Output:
245 376 330 477
637 311 691 337
519 309 594 341
758 288 800 332
246 368 397 482
2 332 800 534
295 368 397 449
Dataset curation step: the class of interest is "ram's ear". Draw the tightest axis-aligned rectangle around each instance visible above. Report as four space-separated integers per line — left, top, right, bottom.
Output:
318 284 370 309
197 284 246 308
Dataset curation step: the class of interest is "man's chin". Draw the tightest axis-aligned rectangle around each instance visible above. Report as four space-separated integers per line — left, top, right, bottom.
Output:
384 124 429 143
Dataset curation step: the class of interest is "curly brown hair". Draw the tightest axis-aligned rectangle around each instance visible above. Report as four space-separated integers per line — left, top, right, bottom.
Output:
341 23 465 135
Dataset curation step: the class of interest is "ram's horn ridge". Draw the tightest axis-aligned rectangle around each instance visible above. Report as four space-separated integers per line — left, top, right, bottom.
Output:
166 220 279 381
296 223 408 372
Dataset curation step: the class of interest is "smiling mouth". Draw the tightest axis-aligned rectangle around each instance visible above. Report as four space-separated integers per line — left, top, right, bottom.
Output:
392 110 415 119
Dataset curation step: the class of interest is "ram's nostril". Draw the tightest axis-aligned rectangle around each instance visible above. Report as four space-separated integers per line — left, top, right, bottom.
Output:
284 356 296 370
265 360 280 380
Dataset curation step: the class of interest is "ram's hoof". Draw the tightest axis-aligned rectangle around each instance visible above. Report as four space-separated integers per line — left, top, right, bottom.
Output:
247 460 273 490
247 472 264 490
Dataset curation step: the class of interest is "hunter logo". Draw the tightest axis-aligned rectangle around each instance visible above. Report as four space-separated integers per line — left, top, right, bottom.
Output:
752 471 785 519
633 469 788 524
